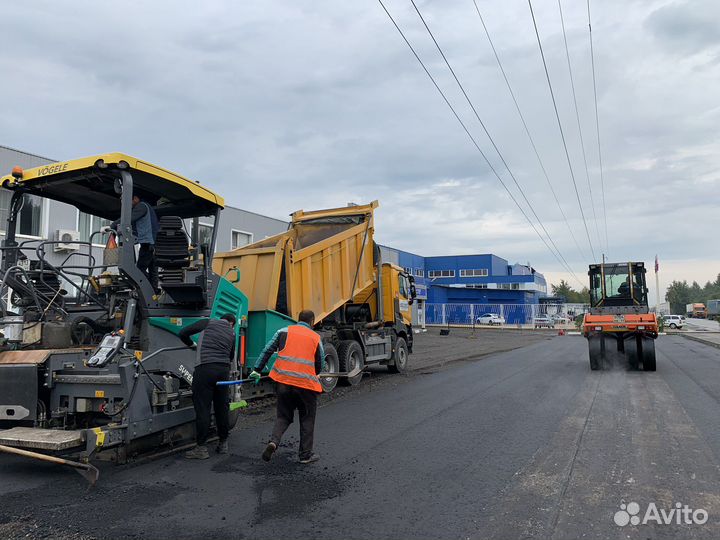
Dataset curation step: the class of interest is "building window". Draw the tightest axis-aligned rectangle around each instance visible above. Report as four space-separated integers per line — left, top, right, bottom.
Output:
460 269 489 277
428 270 455 278
511 283 520 290
231 230 253 250
78 212 111 244
414 268 424 277
0 191 43 237
404 267 412 275
499 283 511 290
466 283 488 289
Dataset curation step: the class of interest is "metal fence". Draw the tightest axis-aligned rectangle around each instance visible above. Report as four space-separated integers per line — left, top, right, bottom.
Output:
424 303 590 326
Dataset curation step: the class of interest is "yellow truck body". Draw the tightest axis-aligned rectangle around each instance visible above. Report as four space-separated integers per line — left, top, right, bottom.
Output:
213 201 415 390
214 201 378 323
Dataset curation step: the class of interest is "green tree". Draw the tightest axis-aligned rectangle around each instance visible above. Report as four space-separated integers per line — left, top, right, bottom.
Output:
551 280 590 303
665 280 691 314
690 281 703 302
551 280 573 300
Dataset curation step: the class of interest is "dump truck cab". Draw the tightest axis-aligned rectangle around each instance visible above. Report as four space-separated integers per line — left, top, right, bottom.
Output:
382 262 415 328
583 262 658 371
0 154 248 466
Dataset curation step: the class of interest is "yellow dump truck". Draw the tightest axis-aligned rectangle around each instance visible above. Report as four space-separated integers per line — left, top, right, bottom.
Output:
213 201 416 391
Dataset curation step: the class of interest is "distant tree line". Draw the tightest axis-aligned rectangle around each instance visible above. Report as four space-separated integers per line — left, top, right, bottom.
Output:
550 280 590 304
665 274 720 314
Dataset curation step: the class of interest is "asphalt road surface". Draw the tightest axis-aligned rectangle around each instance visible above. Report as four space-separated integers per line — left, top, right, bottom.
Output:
4 334 720 539
685 318 720 332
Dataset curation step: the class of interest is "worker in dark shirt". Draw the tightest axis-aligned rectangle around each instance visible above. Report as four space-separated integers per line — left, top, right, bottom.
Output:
108 194 159 291
179 314 237 459
251 310 325 464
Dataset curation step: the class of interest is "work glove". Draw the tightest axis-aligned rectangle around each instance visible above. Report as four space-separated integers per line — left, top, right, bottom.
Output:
100 225 113 234
249 370 262 385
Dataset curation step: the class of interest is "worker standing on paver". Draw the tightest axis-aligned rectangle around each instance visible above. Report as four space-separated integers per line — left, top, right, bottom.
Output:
180 314 237 460
250 310 324 464
108 193 159 292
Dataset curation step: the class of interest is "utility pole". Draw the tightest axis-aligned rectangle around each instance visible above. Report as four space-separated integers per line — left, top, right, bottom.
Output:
655 255 660 314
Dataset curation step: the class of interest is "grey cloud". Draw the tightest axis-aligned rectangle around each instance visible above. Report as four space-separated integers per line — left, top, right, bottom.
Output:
1 0 718 284
645 1 720 54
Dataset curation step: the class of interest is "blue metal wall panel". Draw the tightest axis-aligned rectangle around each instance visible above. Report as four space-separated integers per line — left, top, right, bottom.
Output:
390 249 546 306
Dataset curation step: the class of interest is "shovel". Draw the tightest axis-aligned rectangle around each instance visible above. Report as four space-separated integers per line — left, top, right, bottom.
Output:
217 364 363 386
318 365 363 379
0 444 99 487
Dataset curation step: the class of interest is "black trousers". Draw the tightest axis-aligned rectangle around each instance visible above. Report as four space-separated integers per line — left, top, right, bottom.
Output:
137 243 158 290
271 383 318 459
192 363 230 446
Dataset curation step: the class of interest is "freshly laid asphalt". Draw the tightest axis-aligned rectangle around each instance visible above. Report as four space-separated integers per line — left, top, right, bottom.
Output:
3 334 720 539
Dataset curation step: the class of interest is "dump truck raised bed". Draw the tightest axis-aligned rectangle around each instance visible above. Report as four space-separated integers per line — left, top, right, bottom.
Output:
582 262 658 371
213 201 416 391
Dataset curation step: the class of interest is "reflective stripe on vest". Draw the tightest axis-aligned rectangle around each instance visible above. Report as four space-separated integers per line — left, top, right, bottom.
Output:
270 324 322 392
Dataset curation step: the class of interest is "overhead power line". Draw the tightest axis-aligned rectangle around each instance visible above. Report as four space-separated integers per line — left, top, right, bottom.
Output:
527 0 597 263
470 0 589 263
407 0 577 278
558 0 603 253
587 0 609 255
376 0 584 287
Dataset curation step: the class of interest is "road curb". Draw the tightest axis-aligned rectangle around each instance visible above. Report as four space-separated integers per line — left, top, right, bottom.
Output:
678 333 720 350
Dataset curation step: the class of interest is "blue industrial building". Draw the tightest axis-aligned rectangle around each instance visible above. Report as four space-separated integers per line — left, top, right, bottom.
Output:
379 246 548 326
380 247 547 304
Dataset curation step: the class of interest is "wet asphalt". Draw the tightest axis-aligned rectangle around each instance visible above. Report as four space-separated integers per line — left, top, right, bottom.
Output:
3 334 720 539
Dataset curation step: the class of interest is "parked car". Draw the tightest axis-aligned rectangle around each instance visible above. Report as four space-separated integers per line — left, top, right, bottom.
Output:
550 314 569 324
663 314 684 329
476 313 505 325
533 316 555 329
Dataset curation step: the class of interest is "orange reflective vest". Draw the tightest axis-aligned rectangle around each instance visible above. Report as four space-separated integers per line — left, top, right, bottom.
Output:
269 324 322 392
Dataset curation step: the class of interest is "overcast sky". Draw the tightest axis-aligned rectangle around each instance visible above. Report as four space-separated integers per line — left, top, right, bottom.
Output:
3 0 719 302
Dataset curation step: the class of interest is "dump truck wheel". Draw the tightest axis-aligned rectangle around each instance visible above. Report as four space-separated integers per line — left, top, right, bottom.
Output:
625 336 640 370
388 337 408 374
338 340 364 386
642 338 656 371
588 335 603 370
320 343 339 393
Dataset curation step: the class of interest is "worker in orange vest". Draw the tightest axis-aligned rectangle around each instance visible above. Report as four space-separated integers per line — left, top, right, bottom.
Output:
250 310 325 464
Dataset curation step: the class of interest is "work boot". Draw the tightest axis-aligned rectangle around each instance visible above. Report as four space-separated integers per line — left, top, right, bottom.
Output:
216 440 229 454
184 445 210 460
299 453 320 464
262 442 277 462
